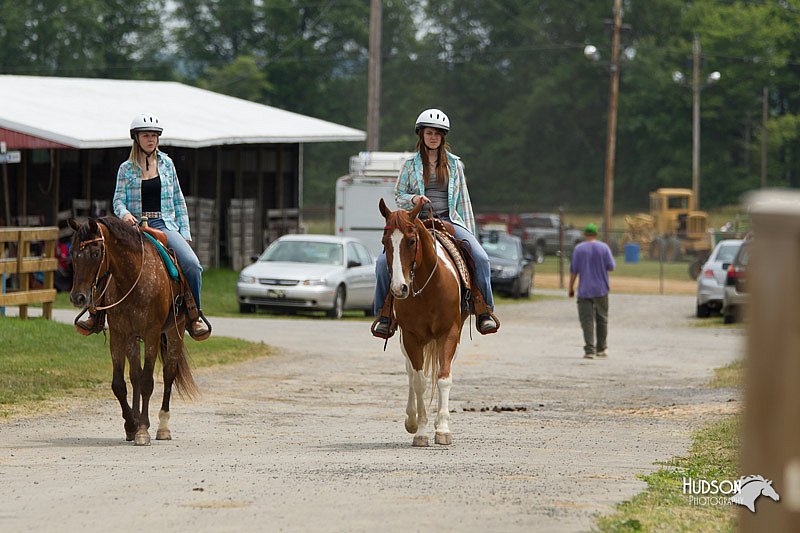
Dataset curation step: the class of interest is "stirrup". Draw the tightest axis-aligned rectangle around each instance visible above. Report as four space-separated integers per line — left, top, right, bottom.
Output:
371 316 395 339
187 312 212 341
74 308 104 336
477 312 500 335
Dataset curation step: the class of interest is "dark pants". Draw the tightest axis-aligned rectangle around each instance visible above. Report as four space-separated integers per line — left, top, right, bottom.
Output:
577 295 609 355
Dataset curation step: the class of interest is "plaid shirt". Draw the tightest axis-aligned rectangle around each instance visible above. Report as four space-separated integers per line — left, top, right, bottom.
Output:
112 150 192 241
394 151 476 234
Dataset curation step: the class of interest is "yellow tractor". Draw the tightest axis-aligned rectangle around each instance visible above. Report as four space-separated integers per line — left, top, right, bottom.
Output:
621 188 714 278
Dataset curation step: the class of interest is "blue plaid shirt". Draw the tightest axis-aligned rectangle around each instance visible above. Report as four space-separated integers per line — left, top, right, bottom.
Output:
112 150 192 241
394 151 476 234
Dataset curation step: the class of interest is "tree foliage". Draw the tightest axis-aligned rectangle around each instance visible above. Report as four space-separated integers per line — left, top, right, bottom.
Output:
1 0 799 212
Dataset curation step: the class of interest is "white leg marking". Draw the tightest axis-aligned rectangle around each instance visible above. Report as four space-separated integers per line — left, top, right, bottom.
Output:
404 357 417 429
158 409 170 432
435 375 453 434
413 369 428 437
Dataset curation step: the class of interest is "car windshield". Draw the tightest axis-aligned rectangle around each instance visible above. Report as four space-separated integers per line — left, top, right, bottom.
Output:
482 236 520 261
715 244 740 263
261 241 343 265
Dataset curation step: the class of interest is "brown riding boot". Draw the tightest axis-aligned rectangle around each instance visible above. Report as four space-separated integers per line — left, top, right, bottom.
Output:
75 310 106 336
470 286 500 335
371 293 397 339
183 291 211 341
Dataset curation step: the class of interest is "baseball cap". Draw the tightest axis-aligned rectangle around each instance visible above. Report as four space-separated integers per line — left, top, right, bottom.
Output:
584 223 598 235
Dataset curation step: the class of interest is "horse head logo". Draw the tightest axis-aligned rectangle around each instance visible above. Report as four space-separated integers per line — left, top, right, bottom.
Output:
730 475 780 513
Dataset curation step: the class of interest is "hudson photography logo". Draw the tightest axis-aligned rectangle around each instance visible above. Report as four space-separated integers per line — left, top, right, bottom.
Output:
682 475 780 512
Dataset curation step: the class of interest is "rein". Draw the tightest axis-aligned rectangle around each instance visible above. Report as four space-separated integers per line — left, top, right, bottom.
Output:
79 224 146 312
385 216 439 298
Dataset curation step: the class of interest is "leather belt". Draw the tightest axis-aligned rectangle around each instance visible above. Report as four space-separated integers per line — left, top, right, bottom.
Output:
142 211 162 219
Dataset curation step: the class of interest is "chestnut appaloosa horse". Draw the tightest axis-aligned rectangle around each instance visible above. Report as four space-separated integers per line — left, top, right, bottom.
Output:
68 217 197 445
379 198 469 447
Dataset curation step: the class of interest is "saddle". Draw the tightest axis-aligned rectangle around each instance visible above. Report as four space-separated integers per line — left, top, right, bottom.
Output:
141 229 180 281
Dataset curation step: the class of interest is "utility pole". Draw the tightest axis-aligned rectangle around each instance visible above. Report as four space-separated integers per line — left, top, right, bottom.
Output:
761 86 768 189
692 35 701 209
366 0 382 151
602 0 622 241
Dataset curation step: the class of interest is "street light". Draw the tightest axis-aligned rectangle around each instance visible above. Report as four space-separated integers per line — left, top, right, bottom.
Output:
672 36 720 210
583 0 632 242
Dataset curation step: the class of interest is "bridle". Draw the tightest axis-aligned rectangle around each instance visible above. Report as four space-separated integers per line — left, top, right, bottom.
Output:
77 224 146 312
384 215 439 298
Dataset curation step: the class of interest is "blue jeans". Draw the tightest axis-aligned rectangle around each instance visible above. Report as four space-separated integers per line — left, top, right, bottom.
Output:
148 219 203 308
373 219 494 315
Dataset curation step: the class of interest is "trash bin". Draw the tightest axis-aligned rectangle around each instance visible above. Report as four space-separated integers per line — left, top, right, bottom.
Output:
624 243 640 263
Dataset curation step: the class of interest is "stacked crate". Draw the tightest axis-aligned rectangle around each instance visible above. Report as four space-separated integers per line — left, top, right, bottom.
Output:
228 198 257 271
185 196 217 268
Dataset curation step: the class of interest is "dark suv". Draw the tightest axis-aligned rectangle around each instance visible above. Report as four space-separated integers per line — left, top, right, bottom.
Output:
512 213 584 263
722 239 750 324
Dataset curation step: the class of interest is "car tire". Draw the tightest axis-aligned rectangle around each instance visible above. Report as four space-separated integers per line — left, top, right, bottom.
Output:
511 278 521 299
696 302 711 318
327 286 345 319
534 243 545 264
239 302 255 314
723 308 736 324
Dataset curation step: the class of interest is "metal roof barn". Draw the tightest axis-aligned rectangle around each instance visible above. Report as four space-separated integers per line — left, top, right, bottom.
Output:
0 75 365 269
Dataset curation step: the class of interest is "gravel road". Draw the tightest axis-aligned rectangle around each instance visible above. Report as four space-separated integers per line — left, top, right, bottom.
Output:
0 293 743 532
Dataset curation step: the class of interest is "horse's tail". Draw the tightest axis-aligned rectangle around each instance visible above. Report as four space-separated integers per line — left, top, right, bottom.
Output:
159 333 199 400
422 338 441 405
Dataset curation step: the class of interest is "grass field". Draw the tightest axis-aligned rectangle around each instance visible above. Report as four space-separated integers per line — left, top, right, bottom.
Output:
0 318 273 418
534 256 692 282
595 360 742 532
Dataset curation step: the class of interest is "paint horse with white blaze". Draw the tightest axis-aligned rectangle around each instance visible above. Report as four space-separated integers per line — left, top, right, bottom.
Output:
379 198 469 447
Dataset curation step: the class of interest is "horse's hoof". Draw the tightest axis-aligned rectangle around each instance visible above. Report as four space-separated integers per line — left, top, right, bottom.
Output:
156 429 172 440
412 435 430 447
134 431 151 446
125 432 136 442
435 432 452 445
405 419 418 434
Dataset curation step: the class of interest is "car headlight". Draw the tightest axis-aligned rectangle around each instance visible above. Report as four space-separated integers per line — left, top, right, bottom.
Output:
302 278 328 286
239 274 256 284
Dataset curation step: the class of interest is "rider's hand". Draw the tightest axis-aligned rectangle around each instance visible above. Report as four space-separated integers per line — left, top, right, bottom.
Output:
568 288 575 298
413 195 431 205
123 213 138 226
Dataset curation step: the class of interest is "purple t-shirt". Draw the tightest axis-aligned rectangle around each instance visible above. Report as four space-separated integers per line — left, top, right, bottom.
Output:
570 240 615 298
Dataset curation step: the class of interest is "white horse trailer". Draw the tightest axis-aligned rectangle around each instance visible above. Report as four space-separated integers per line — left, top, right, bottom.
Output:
335 152 414 257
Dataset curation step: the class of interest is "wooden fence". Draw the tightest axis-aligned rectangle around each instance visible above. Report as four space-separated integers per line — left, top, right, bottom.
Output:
0 227 59 319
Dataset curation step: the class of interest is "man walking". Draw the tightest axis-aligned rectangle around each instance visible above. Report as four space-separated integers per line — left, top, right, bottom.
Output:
568 223 615 359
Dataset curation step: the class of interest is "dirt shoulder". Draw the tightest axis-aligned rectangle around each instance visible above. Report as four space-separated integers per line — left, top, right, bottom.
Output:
536 272 696 295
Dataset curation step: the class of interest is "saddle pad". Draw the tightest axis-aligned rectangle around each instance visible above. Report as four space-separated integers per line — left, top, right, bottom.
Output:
435 231 470 289
142 232 180 281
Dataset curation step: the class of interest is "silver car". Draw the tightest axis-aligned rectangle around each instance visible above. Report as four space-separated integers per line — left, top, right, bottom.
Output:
696 239 743 317
237 235 376 318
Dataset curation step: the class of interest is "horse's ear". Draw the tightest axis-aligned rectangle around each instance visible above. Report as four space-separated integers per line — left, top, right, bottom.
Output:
67 218 80 231
88 218 98 233
409 199 424 220
379 198 390 218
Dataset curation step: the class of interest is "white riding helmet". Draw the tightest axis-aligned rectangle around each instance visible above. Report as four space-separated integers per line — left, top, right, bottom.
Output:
415 108 450 133
129 113 163 138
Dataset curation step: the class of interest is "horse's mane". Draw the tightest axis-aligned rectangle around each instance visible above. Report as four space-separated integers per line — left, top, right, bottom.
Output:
73 216 141 251
385 209 413 230
98 216 142 249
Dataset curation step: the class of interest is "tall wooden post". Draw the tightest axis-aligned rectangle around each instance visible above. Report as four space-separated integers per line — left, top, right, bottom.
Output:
366 0 382 151
602 0 622 240
761 86 769 189
691 35 702 209
740 190 800 530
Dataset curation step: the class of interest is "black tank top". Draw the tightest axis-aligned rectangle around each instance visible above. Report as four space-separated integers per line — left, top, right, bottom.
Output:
141 176 161 213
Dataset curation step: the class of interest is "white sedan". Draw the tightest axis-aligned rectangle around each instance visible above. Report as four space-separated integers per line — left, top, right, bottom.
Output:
696 238 744 317
237 235 376 318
